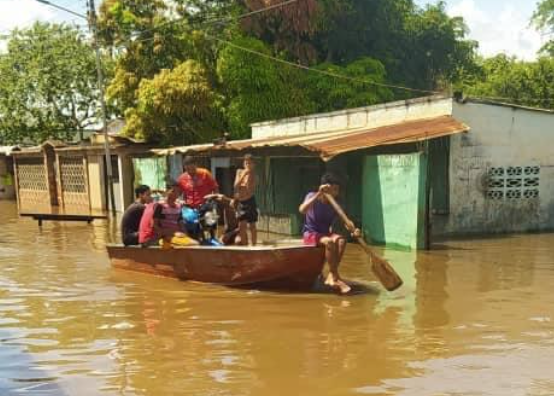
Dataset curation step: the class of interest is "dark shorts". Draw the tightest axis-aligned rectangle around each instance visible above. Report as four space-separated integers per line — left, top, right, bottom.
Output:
123 232 139 246
237 196 258 224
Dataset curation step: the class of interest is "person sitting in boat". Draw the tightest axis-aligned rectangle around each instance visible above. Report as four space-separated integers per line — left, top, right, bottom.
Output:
121 185 151 246
138 183 199 249
299 173 361 294
205 193 240 245
177 156 219 210
233 154 258 246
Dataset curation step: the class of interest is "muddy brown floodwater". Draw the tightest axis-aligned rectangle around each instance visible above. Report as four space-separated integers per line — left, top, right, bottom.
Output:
1 201 554 396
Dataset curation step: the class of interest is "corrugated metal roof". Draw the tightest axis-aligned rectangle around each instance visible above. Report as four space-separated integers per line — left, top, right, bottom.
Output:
154 116 469 161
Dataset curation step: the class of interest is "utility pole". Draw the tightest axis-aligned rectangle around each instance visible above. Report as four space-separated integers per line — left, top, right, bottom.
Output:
87 0 117 215
34 0 117 215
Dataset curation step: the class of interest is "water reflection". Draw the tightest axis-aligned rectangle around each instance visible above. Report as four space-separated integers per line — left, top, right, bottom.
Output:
1 201 554 395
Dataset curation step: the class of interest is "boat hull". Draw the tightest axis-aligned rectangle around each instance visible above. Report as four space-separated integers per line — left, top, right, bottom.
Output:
107 244 325 291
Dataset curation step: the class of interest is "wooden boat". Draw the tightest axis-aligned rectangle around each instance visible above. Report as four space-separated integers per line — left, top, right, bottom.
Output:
106 244 325 291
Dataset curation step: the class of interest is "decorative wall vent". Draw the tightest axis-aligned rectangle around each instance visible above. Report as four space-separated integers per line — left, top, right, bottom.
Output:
486 166 540 200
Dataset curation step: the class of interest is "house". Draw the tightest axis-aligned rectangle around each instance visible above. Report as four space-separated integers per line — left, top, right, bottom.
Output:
436 98 554 236
12 136 151 214
155 95 468 249
154 95 554 249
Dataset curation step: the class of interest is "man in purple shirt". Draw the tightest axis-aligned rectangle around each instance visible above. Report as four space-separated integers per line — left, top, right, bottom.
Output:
299 173 361 294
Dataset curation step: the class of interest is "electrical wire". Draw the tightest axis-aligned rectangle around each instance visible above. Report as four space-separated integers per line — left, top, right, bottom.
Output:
205 33 441 95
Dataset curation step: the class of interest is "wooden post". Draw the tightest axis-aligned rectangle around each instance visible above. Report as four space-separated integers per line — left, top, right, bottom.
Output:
56 153 64 208
13 157 21 212
83 154 91 210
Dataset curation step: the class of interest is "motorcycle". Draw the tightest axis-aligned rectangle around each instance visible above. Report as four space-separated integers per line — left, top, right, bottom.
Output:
182 198 223 246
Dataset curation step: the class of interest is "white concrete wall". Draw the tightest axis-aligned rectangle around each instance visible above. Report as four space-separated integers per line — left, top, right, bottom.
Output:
442 102 554 235
251 95 453 138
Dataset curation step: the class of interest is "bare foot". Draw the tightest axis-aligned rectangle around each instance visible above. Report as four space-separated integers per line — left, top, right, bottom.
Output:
325 273 336 287
335 279 351 295
325 274 351 294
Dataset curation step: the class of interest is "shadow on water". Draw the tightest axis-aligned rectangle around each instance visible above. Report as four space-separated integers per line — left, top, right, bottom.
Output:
311 278 381 296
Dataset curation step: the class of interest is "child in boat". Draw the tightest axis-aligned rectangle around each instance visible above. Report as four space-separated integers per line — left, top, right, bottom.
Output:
138 183 199 248
299 173 361 294
233 154 258 246
203 193 240 245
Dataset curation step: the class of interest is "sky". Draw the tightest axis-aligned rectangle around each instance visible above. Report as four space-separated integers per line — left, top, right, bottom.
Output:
416 0 544 60
0 0 548 60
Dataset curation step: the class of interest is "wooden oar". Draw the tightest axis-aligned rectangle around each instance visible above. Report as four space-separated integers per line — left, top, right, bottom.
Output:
324 193 403 292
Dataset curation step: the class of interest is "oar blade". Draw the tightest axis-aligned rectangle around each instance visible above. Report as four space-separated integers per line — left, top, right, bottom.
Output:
369 254 403 292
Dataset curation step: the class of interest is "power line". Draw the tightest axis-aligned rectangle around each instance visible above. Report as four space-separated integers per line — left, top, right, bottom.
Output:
115 0 300 46
30 0 442 97
104 0 439 96
202 0 300 27
35 0 87 19
205 34 441 95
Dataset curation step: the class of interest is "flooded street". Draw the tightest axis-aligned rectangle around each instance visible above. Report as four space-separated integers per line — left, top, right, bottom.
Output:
1 201 554 396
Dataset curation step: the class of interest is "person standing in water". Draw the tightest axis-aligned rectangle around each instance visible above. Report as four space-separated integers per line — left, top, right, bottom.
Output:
233 154 258 246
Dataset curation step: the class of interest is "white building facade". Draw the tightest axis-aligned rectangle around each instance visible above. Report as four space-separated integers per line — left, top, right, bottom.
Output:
435 100 554 236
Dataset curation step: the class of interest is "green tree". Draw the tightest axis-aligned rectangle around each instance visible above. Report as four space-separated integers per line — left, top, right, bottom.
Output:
217 36 315 138
124 60 223 144
217 37 394 137
96 0 479 143
98 0 192 112
399 3 478 91
533 0 554 56
0 23 102 145
463 55 554 109
241 0 320 63
306 58 394 112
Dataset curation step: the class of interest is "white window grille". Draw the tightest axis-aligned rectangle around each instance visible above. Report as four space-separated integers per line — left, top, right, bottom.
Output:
486 166 540 200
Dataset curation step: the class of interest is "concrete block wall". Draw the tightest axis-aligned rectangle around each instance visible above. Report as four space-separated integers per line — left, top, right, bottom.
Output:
438 102 554 235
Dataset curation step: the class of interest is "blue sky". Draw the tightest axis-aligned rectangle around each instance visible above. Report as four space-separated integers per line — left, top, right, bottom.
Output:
0 0 547 60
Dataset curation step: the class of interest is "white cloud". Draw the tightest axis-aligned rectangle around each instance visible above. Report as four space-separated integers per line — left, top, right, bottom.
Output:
0 0 85 52
0 0 56 31
448 0 543 60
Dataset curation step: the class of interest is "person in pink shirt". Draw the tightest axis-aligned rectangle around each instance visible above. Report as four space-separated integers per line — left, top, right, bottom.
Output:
139 183 198 248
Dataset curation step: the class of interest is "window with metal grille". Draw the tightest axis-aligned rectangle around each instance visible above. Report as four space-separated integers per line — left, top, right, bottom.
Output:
486 166 540 200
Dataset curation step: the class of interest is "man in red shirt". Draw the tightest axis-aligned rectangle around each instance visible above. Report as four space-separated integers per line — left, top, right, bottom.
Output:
177 156 219 209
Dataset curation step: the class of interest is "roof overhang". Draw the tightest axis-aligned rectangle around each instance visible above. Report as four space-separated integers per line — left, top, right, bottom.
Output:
154 115 469 161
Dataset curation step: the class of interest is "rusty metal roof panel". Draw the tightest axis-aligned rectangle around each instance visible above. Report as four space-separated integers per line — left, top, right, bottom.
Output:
154 116 469 160
305 116 469 159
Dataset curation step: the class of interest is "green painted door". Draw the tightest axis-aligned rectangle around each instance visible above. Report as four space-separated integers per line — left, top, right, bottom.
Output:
362 153 428 250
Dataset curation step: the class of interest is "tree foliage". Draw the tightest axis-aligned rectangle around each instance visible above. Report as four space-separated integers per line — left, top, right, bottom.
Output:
462 55 554 110
0 23 101 145
124 60 223 144
306 58 394 112
217 37 394 138
1 0 482 146
533 0 554 56
217 36 315 138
